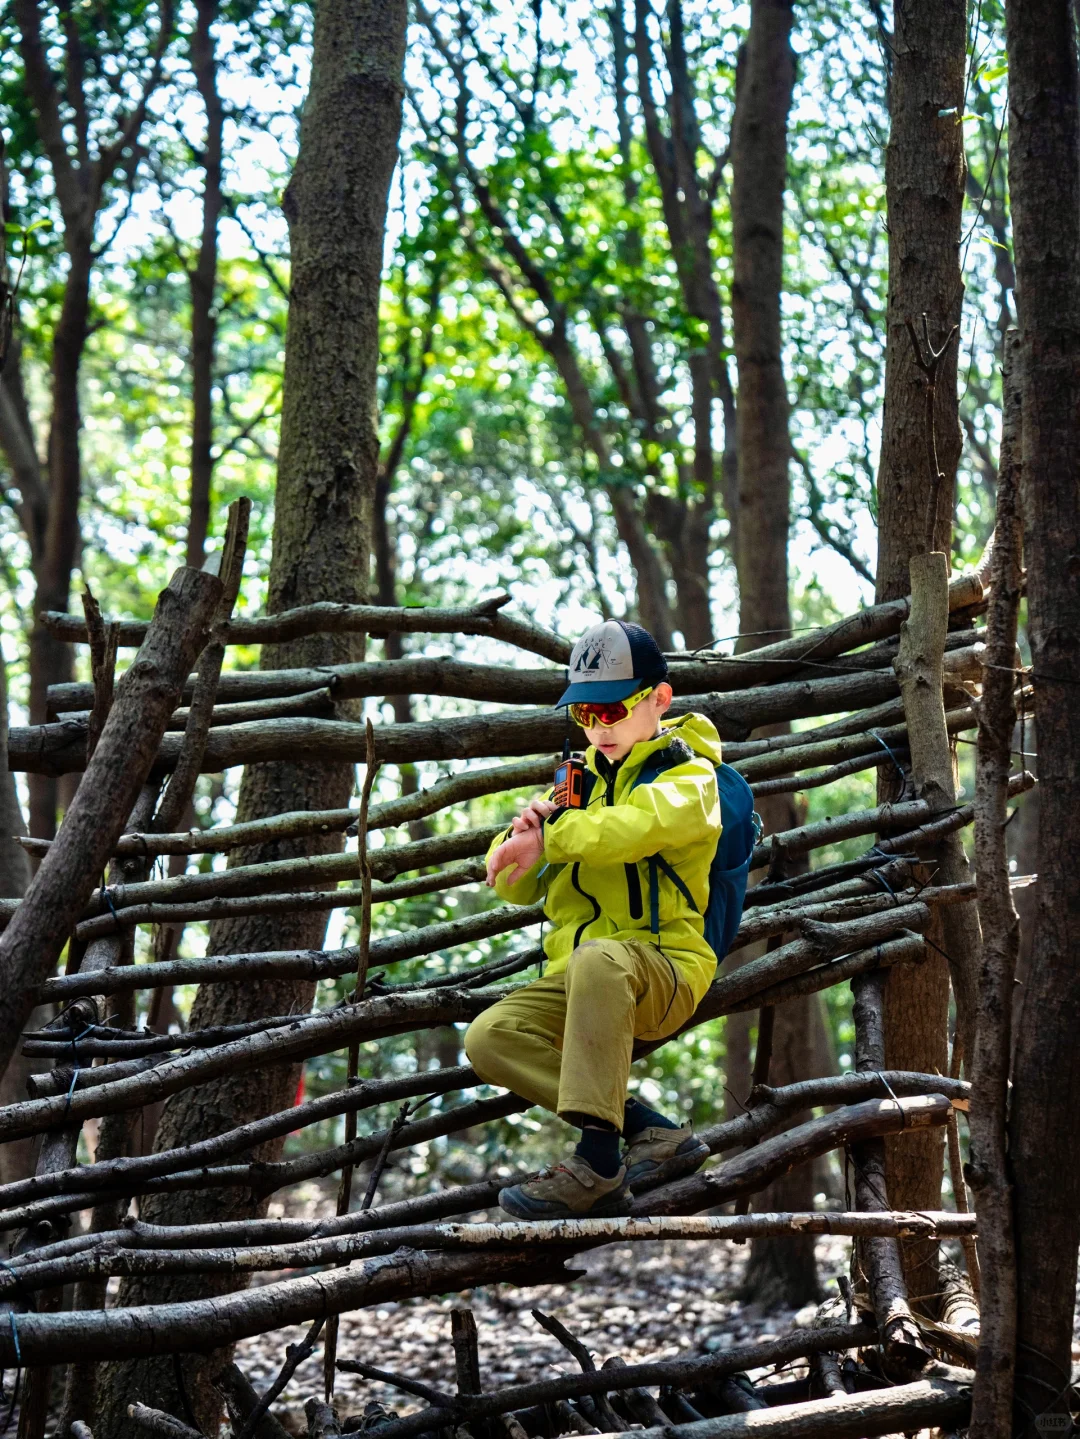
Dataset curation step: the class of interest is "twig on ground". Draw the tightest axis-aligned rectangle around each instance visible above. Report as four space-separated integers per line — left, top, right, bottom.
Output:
235 1317 325 1439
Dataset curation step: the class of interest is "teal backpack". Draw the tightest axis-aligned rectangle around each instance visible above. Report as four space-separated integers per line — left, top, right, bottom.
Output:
629 743 761 959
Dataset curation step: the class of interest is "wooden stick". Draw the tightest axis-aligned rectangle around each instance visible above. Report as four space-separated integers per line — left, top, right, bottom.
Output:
967 328 1024 1439
0 564 223 1084
0 1071 967 1244
74 824 503 922
43 568 982 681
234 1318 324 1439
691 903 931 1014
0 1067 480 1215
212 1363 293 1439
896 545 981 1066
127 1402 205 1439
582 1380 970 1439
81 585 119 763
36 901 544 1004
324 720 381 1398
7 668 955 778
849 969 930 1365
153 497 250 834
55 757 554 859
66 860 488 941
41 626 980 730
945 1039 981 1299
41 593 569 660
339 1321 889 1439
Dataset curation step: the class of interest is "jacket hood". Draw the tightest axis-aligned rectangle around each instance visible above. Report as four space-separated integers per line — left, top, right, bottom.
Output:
659 710 724 764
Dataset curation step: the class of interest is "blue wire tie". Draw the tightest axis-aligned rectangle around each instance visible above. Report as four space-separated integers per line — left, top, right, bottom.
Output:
867 729 905 780
62 1023 93 1115
7 1312 20 1366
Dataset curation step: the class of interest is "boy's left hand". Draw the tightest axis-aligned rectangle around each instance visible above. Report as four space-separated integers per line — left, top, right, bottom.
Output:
487 827 545 887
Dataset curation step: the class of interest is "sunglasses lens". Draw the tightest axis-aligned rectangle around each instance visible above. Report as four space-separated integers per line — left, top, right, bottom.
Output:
571 701 629 727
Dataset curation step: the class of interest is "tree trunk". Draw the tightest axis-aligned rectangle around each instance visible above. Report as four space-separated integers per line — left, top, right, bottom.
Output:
0 652 35 1186
27 236 93 838
873 0 966 1306
730 0 795 653
1002 0 1080 1424
727 0 817 1307
93 2 407 1433
874 0 966 596
185 0 225 569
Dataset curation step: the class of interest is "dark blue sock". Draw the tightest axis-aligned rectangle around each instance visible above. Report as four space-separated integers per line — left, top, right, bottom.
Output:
574 1119 622 1178
623 1096 680 1138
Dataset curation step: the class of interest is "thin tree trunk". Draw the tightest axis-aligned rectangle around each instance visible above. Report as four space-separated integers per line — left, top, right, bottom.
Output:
873 0 966 1307
0 652 35 1185
967 330 1023 1439
874 0 966 595
730 0 795 656
27 238 92 838
1003 0 1080 1424
93 2 407 1433
727 0 817 1306
185 0 224 569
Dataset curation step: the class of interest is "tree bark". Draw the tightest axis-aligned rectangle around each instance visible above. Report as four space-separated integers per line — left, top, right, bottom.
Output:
874 0 966 595
873 0 966 1308
967 330 1023 1439
1003 0 1080 1425
727 0 818 1306
0 653 34 1186
93 2 407 1432
185 0 225 569
0 567 221 1082
730 0 795 656
11 0 173 840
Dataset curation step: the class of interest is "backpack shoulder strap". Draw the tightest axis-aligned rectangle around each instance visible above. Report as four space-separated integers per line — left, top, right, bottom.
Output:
631 737 694 791
632 740 703 941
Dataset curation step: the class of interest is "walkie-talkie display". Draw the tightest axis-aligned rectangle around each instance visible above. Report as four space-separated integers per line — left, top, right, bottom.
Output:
553 739 586 808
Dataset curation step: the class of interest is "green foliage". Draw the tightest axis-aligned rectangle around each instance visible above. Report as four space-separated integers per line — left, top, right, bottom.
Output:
0 0 1013 1188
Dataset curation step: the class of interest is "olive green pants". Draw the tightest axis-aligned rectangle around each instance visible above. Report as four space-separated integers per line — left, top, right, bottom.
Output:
463 937 697 1131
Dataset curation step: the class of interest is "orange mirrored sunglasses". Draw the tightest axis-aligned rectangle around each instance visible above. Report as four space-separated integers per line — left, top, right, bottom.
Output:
569 687 653 729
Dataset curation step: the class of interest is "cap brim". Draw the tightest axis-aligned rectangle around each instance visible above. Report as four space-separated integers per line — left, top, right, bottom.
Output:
556 677 646 707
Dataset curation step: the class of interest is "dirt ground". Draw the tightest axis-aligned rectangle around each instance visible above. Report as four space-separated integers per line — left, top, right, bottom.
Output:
233 1176 855 1427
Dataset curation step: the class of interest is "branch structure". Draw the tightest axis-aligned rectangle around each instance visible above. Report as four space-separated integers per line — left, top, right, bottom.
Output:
0 558 1026 1423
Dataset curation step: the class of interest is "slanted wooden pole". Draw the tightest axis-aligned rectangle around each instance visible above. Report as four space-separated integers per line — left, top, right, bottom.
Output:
0 563 222 1084
968 329 1024 1439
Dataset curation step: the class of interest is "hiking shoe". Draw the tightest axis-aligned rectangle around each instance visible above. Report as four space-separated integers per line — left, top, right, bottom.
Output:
623 1122 710 1188
498 1154 633 1220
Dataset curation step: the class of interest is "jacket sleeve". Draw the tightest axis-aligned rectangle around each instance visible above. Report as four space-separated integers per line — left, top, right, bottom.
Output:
542 761 721 867
487 803 555 906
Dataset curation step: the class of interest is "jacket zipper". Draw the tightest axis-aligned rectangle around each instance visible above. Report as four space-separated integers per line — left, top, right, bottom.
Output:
625 862 643 919
570 862 602 947
600 757 646 922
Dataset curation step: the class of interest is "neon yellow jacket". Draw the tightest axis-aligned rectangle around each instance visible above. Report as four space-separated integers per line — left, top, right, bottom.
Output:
487 712 724 1005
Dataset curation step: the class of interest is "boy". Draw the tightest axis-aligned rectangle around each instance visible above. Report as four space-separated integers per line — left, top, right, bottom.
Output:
465 618 724 1219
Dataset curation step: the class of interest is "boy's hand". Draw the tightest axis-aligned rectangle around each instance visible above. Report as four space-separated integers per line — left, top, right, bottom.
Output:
487 827 545 887
511 797 558 834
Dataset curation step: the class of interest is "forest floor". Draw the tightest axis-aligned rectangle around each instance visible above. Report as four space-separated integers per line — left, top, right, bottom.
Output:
233 1175 856 1431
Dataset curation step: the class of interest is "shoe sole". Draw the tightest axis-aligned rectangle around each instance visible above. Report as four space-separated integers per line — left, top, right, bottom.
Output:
625 1137 710 1189
497 1185 635 1221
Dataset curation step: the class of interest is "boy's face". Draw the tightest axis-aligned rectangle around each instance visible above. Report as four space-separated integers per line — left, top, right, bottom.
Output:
584 682 674 763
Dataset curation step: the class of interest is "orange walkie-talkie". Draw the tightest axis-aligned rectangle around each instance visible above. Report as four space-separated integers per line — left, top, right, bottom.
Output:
553 740 587 809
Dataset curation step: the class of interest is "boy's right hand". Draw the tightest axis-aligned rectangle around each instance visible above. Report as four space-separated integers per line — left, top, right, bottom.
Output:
511 797 558 834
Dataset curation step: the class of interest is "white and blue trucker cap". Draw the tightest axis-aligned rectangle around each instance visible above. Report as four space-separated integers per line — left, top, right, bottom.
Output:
556 620 669 706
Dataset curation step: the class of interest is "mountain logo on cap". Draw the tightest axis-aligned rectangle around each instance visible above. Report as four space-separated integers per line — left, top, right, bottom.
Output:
573 634 620 674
